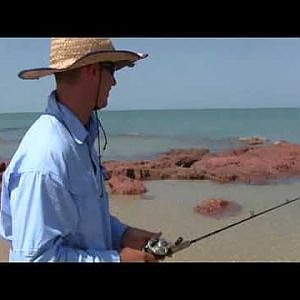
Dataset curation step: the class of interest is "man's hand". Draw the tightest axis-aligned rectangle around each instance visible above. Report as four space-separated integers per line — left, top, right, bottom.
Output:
121 226 162 250
120 247 158 262
120 226 164 262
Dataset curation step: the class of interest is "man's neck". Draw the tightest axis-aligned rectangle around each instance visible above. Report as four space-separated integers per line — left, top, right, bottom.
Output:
55 88 92 125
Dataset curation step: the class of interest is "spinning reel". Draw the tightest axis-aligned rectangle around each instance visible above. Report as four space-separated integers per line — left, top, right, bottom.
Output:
144 237 191 257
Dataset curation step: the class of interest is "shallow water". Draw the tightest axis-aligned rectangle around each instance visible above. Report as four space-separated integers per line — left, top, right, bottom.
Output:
109 180 300 262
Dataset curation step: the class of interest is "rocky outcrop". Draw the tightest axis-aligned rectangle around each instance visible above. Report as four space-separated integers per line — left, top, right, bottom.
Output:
194 198 242 219
104 148 209 182
0 161 7 199
103 141 300 194
3 141 300 196
107 175 147 195
0 162 6 173
193 141 300 184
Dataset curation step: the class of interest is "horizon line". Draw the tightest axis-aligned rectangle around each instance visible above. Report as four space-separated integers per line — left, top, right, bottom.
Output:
1 106 300 114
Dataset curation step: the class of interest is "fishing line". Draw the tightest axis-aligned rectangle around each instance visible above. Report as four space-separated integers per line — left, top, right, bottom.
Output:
144 195 300 257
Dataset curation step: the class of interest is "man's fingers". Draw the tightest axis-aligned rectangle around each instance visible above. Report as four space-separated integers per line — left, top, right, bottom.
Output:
151 231 162 239
143 251 167 262
143 252 159 262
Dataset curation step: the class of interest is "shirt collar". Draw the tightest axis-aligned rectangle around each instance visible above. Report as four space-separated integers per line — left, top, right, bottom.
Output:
45 91 99 145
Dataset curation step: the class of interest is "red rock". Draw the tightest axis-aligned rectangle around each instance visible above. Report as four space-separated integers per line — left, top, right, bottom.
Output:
107 175 147 195
0 161 6 200
193 142 300 184
0 174 2 202
103 148 209 181
194 198 242 219
195 198 228 213
0 161 6 173
103 142 300 185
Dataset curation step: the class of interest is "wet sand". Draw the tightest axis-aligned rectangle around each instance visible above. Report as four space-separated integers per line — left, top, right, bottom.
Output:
110 180 300 261
1 179 300 262
0 239 9 262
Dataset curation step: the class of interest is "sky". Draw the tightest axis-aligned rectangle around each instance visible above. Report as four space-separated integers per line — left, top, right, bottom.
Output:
0 38 299 113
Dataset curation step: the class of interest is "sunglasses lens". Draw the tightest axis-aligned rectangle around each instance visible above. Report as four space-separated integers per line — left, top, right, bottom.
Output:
102 63 115 76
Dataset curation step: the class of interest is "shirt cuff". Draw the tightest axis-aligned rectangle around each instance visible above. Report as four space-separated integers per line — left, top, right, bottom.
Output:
96 250 121 262
110 216 128 250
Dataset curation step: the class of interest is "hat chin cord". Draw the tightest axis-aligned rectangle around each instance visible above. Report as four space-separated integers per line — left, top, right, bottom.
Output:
94 67 108 162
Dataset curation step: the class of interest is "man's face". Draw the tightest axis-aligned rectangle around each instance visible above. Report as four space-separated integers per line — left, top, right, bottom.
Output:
94 63 116 110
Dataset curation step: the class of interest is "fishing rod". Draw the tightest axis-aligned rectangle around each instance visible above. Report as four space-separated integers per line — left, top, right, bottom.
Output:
144 195 300 257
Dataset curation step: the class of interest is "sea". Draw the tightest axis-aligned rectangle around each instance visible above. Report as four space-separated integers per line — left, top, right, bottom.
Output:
1 108 300 161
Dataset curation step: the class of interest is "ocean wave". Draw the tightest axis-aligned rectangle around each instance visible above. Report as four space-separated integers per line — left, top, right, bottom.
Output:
0 126 28 133
111 133 166 139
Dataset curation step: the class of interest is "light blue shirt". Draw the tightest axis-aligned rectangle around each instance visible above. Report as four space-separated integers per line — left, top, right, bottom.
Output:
0 91 127 262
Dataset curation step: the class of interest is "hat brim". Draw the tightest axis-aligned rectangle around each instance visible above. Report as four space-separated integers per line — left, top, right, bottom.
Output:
18 50 148 80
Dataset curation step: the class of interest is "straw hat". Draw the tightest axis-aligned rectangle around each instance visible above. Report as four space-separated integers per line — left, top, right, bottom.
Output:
18 38 148 80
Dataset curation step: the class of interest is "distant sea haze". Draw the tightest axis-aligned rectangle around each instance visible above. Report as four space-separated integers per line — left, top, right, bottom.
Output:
1 108 300 161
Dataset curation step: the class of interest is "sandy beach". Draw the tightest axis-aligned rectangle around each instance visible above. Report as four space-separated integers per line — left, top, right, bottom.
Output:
0 239 8 262
1 179 300 262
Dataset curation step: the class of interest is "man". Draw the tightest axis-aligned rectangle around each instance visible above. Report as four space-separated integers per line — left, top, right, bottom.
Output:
0 38 162 262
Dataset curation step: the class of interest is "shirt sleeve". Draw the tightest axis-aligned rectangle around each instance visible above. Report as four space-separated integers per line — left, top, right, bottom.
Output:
8 171 121 262
110 215 128 250
99 163 128 250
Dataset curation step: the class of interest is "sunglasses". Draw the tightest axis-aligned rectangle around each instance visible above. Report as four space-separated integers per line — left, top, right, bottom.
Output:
101 63 116 76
